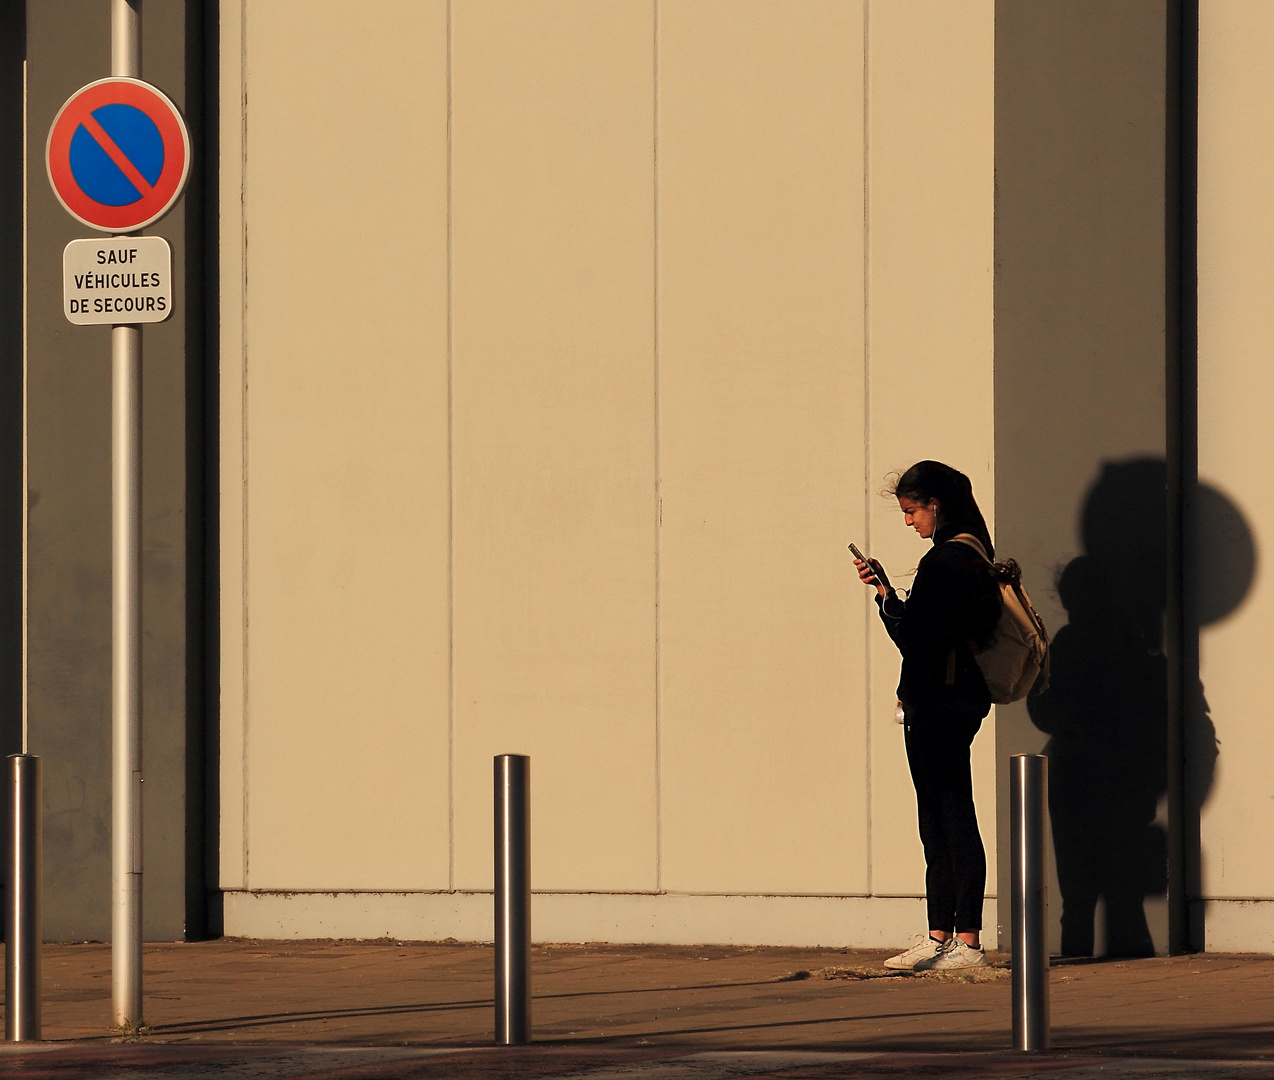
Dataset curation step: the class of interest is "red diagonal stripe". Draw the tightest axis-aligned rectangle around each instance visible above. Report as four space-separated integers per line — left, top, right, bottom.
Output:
80 114 154 199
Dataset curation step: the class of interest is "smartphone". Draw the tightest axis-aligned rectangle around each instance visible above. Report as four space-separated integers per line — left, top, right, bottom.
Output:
849 543 890 589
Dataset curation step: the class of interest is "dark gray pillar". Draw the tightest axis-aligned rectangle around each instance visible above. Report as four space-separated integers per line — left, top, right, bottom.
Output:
0 0 22 938
0 0 25 773
995 0 1173 957
24 0 209 941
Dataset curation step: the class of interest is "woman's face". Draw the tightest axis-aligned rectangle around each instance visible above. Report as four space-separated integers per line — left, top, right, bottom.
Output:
898 495 939 539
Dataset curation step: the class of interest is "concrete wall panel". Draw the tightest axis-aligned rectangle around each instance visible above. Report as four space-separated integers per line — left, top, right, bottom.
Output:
239 0 452 890
657 0 867 895
865 0 996 900
450 0 658 893
1197 0 1274 902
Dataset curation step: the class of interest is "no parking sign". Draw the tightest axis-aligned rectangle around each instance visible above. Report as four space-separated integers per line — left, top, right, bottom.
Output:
46 77 190 234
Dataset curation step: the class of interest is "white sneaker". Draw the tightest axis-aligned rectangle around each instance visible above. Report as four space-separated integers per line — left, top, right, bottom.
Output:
883 936 948 970
917 938 986 971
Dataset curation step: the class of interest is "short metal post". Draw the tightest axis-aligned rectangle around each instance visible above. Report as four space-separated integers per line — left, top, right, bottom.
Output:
1011 753 1050 1051
6 755 42 1041
494 754 530 1045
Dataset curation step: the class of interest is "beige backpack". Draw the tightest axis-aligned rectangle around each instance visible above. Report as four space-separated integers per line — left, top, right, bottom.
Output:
950 534 1050 704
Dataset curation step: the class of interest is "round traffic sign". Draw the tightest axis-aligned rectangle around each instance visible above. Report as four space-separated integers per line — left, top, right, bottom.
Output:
46 78 191 233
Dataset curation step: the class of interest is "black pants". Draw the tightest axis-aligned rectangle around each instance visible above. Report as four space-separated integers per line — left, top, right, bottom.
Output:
904 709 986 933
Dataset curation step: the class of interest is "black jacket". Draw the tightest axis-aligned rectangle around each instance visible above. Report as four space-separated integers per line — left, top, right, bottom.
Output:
876 524 1001 716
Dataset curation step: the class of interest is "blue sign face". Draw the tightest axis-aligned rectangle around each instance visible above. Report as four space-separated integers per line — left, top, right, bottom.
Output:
67 104 164 207
48 76 192 233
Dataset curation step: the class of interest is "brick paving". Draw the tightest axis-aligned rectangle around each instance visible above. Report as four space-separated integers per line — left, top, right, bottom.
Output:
1 940 1272 1077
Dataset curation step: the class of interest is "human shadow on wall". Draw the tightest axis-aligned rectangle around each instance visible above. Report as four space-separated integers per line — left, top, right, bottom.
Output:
1027 458 1252 956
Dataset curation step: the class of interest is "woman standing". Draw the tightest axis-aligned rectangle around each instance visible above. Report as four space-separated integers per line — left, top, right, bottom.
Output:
854 461 1000 971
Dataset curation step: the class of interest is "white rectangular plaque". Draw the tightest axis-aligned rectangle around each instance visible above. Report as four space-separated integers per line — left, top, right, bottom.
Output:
63 236 173 325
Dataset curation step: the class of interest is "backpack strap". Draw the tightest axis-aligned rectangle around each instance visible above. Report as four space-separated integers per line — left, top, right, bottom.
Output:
949 532 992 563
949 533 996 673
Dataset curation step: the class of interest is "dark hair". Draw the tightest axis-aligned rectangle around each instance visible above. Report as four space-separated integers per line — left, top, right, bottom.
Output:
889 460 994 559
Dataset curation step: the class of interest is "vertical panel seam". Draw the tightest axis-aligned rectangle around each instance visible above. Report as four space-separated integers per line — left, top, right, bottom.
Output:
862 0 873 898
653 0 663 895
446 0 456 895
240 0 251 890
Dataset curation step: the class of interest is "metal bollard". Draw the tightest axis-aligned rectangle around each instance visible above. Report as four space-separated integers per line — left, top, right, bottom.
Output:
6 755 42 1041
1010 753 1049 1051
494 755 530 1045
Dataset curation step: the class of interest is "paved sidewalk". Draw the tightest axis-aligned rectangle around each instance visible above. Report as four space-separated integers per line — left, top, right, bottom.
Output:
2 940 1272 1077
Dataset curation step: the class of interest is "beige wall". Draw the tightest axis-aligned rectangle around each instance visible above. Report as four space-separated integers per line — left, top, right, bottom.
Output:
220 0 995 943
449 0 658 893
656 0 867 895
220 1 453 891
1198 2 1274 911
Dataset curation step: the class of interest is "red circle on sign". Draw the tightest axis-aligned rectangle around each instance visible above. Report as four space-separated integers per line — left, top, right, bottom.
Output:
46 78 191 233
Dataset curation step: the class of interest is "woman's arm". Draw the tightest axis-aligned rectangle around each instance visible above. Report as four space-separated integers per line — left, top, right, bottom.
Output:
876 588 906 648
857 555 910 648
885 545 990 659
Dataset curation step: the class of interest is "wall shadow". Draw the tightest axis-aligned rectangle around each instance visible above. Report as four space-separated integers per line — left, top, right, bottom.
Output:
1027 458 1251 956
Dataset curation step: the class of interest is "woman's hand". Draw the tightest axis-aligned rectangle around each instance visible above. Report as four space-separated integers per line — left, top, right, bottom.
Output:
854 557 890 598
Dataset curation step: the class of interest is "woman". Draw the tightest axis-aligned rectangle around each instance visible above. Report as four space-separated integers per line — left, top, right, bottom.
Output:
854 460 1001 971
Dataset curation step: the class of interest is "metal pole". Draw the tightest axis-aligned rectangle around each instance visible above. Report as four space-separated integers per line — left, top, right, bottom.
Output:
111 325 143 1030
494 755 530 1045
1011 753 1050 1051
111 0 144 1032
111 0 140 77
5 755 42 1041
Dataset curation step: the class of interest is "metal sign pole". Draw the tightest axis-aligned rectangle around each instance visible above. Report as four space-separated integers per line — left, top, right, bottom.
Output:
110 0 143 1031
